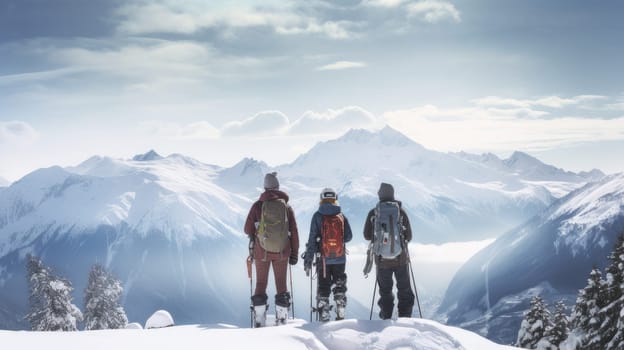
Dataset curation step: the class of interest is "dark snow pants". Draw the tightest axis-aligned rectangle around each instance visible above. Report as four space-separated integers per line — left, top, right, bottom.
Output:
253 253 289 306
377 264 415 319
317 262 347 299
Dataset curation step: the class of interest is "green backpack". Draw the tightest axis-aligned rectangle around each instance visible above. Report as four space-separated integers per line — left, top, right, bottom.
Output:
257 199 289 253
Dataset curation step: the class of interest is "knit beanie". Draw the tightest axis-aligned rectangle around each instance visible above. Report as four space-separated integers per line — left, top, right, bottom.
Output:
264 172 279 190
378 182 395 201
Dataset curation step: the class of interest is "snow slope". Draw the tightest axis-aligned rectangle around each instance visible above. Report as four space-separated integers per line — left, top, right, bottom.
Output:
1 318 518 350
0 176 9 187
437 173 624 344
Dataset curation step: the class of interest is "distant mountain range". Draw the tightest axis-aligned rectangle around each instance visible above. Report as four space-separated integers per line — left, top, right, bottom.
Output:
0 126 605 330
436 173 624 344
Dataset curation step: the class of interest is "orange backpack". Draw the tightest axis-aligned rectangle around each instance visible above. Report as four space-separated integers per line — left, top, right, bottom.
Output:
321 214 345 258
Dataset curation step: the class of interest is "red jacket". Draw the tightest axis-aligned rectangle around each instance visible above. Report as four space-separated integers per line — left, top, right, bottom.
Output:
244 190 299 260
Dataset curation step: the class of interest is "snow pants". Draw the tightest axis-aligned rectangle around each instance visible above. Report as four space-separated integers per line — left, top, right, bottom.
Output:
377 264 414 319
253 253 289 307
317 262 347 299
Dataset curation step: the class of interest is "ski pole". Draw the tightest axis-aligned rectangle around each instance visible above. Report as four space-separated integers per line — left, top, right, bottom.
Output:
289 264 295 319
409 261 423 318
248 236 255 327
405 241 423 318
309 264 313 322
369 268 378 320
247 255 254 327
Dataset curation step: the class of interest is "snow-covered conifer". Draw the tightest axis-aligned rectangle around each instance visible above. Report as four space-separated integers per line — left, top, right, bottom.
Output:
25 255 83 331
83 264 128 330
570 267 607 349
516 296 551 349
600 234 624 350
544 301 569 349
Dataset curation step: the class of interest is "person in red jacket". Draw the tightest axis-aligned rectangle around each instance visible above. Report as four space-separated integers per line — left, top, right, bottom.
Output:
244 172 299 327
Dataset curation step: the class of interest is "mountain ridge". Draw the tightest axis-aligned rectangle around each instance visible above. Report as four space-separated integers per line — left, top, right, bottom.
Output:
0 126 609 331
436 173 624 344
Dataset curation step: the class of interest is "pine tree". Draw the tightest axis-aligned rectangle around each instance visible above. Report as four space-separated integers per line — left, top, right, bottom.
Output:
25 255 83 331
26 254 50 330
516 296 552 349
83 264 128 330
570 267 608 349
606 294 624 350
601 234 624 350
545 301 569 349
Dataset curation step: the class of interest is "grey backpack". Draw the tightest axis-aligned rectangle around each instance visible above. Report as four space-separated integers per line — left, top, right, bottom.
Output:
372 201 402 259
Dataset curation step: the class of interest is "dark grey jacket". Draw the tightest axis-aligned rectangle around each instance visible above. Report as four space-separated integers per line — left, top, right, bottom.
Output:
363 200 412 268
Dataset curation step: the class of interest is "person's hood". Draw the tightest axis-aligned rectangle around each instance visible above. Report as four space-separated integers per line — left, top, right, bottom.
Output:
259 189 289 202
378 182 395 201
319 202 341 215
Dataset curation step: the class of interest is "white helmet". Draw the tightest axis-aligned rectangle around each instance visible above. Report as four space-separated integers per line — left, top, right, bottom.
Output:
320 187 337 200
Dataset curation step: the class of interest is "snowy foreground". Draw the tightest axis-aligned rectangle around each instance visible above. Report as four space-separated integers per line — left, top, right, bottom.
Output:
2 318 518 350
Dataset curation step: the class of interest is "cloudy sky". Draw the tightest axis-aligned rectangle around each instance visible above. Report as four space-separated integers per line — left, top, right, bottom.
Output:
1 0 623 181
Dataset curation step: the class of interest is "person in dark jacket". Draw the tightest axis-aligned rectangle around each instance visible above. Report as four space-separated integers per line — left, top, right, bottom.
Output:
244 172 299 327
303 188 353 321
363 182 415 319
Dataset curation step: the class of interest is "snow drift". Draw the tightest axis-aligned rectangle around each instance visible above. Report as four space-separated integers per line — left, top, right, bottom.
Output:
1 318 519 350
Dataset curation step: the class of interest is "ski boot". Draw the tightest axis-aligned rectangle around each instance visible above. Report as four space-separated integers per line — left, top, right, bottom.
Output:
253 304 267 328
275 292 291 326
251 294 268 328
317 297 331 322
334 293 346 321
276 305 289 325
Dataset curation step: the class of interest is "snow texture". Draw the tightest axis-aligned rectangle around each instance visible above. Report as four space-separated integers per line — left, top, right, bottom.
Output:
1 318 519 350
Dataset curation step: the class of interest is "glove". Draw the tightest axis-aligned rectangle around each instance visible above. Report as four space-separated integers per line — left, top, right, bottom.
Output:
289 255 298 265
303 257 313 276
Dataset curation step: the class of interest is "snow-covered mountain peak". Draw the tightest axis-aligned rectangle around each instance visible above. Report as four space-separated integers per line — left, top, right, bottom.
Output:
217 157 270 194
340 126 422 148
578 168 606 181
504 151 542 167
0 176 9 187
231 157 269 176
283 127 429 183
552 173 624 251
132 150 163 162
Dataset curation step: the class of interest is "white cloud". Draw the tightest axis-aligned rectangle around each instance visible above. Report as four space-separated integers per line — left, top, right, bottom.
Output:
384 103 624 152
0 121 39 145
289 106 379 135
24 38 279 91
363 0 407 8
52 40 213 77
140 120 219 140
317 61 367 71
407 1 461 23
472 94 609 109
217 106 380 137
606 102 624 111
115 2 356 39
221 111 290 137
